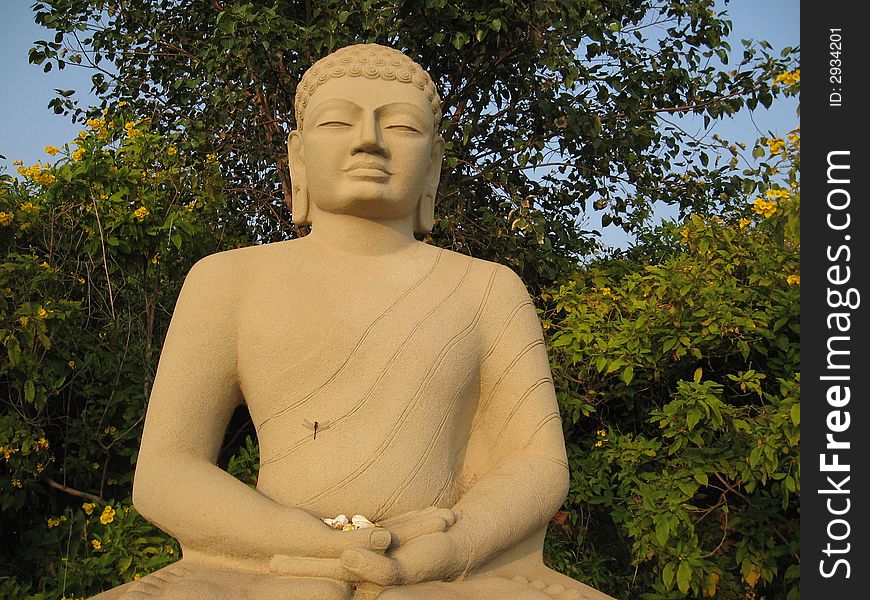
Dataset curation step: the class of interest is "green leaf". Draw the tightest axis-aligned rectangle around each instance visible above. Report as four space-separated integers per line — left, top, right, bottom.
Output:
663 562 676 588
338 11 349 24
655 517 670 546
686 409 701 430
693 367 702 383
679 481 698 498
118 556 133 572
621 364 634 385
6 335 21 366
790 404 800 426
24 379 36 403
677 561 692 593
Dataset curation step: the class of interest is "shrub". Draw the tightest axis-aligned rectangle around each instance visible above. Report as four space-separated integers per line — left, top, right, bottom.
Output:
542 119 800 599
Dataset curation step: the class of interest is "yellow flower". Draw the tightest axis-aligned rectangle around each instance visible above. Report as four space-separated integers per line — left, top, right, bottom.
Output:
738 217 752 230
133 206 150 221
0 212 13 226
47 517 62 528
72 148 85 161
151 254 160 264
752 198 778 218
78 129 89 139
20 201 40 213
133 574 142 581
36 307 48 318
38 437 49 448
69 359 76 368
596 429 607 437
787 274 800 286
595 440 604 447
765 188 789 200
100 505 116 525
35 172 57 186
91 539 102 550
44 145 60 156
11 478 22 488
773 68 800 86
39 261 50 269
19 316 29 326
167 146 177 155
765 138 786 156
82 502 96 515
13 160 23 166
118 100 128 107
77 277 85 284
206 153 217 163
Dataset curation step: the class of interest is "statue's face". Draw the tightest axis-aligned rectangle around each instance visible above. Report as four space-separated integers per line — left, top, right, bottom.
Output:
290 76 443 224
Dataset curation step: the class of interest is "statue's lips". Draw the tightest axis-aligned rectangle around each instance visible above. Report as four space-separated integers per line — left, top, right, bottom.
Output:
343 162 392 178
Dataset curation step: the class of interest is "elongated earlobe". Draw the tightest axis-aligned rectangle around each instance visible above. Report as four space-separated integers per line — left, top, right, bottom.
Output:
414 192 435 234
415 135 445 234
287 131 311 226
292 184 311 226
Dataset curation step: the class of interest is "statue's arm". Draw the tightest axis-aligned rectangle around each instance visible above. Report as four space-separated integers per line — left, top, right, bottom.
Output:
132 253 389 562
339 264 568 585
445 264 569 573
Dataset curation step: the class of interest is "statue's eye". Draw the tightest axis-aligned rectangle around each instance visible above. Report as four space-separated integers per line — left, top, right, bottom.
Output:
318 120 353 128
386 124 421 133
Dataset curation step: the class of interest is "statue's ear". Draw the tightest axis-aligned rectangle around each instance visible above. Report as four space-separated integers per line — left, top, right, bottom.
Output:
415 134 446 234
287 130 311 226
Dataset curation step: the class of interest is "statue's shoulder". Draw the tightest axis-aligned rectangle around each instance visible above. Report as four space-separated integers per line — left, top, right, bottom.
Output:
186 240 297 279
435 247 532 306
178 242 291 302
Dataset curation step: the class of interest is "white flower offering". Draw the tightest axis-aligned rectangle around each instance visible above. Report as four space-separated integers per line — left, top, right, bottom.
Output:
321 513 380 531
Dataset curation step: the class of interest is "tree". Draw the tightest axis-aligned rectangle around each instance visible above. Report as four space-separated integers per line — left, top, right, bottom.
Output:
541 73 800 599
30 0 795 285
1 114 248 596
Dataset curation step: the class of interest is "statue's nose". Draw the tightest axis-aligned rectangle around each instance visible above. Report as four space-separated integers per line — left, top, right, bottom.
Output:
351 113 388 156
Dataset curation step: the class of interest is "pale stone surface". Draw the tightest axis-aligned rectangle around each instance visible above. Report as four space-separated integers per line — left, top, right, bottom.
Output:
92 44 614 600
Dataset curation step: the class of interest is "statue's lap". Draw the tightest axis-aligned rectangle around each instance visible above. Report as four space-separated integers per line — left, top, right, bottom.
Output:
92 557 605 600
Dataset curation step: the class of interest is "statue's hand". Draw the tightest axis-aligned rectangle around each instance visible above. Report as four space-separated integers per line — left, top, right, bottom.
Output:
378 506 457 548
269 527 392 581
339 528 470 586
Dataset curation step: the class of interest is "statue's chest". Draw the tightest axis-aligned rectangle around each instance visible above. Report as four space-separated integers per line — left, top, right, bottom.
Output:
235 275 486 434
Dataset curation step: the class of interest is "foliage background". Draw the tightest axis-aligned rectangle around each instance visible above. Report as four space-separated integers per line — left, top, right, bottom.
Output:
1 1 798 599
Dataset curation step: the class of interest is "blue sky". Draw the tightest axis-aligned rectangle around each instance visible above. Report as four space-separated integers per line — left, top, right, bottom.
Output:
1 1 799 245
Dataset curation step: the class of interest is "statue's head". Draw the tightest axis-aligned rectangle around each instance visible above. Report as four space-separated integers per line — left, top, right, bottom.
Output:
287 44 445 233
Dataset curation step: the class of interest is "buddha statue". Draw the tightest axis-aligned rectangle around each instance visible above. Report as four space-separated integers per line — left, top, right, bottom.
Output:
93 44 613 600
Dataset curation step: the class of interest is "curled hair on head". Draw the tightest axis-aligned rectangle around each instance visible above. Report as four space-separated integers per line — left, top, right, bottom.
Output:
294 43 442 131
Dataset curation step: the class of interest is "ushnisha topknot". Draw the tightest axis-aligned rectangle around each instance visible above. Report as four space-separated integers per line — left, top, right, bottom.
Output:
294 43 442 131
